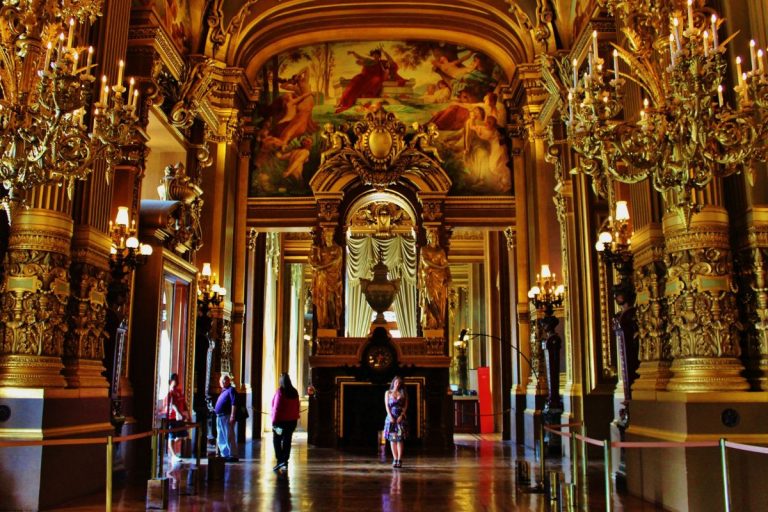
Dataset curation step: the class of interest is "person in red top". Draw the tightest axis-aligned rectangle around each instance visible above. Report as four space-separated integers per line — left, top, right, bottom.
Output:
271 372 300 473
164 373 189 461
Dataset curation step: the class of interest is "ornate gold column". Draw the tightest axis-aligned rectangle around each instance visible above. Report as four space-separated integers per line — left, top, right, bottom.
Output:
663 207 749 392
740 209 768 389
0 208 72 387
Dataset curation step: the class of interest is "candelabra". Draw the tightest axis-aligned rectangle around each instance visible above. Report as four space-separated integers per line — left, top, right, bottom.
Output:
108 207 153 278
198 263 226 312
0 2 140 220
596 200 634 302
566 0 768 227
527 265 565 317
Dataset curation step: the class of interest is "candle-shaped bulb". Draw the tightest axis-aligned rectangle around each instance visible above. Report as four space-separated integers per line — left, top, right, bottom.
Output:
750 40 757 71
132 89 139 108
44 41 52 71
717 84 724 107
57 32 65 57
643 98 649 109
711 14 719 48
592 30 598 56
687 0 694 33
736 57 744 85
117 59 124 87
612 49 619 80
67 18 75 50
86 46 93 71
128 77 135 102
758 49 765 74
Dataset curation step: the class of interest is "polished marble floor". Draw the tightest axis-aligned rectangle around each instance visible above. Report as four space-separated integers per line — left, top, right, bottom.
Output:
54 433 663 511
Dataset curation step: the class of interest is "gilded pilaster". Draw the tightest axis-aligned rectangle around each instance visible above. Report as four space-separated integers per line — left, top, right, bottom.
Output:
62 227 111 388
631 224 671 392
663 208 749 392
737 208 768 389
0 209 73 387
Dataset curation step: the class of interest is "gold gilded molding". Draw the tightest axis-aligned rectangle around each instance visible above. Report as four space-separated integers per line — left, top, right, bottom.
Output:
627 424 768 444
71 226 112 270
0 356 67 388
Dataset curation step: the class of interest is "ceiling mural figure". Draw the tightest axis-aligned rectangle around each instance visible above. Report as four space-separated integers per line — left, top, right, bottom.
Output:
249 40 513 197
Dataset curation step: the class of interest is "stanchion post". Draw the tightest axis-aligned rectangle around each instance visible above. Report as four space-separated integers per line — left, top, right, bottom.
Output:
603 439 612 512
580 425 587 482
106 435 113 512
539 420 546 488
150 429 158 480
570 425 578 492
720 438 731 512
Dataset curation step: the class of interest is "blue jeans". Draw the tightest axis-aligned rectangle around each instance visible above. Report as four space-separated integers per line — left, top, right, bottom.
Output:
216 414 235 457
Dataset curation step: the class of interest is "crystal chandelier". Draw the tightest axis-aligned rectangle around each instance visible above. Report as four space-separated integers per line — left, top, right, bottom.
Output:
0 1 139 219
108 206 152 276
566 0 768 226
527 265 565 316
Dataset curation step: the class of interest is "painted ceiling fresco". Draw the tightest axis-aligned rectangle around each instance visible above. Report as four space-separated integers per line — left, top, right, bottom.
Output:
249 41 512 197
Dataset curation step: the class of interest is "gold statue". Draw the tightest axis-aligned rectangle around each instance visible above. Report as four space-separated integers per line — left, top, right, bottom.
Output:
320 123 352 164
420 227 450 330
410 122 443 163
310 227 343 330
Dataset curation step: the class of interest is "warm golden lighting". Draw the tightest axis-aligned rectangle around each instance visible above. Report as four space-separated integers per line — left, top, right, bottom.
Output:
564 0 768 226
528 264 564 316
0 1 139 219
198 263 225 308
109 206 152 273
115 207 130 227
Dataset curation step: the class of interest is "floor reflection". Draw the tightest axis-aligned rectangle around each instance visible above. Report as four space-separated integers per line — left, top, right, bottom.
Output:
53 433 663 511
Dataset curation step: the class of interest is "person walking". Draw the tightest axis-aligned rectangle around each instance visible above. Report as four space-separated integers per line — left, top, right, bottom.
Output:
384 376 408 468
271 372 300 473
164 373 189 462
214 374 238 462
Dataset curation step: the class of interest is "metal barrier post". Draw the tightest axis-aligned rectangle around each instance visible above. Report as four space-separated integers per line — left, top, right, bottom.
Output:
603 439 612 512
539 420 546 488
720 438 731 512
106 435 113 512
150 429 158 479
580 425 587 482
570 425 578 491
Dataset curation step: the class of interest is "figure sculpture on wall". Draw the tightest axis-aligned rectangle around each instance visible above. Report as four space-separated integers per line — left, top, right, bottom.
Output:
310 228 343 330
420 227 450 330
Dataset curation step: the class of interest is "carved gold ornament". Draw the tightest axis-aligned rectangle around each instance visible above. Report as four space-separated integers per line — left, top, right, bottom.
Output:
564 0 768 227
318 108 444 190
0 1 139 220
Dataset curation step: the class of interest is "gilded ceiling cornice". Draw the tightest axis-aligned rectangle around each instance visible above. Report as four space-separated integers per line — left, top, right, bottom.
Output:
222 0 537 83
